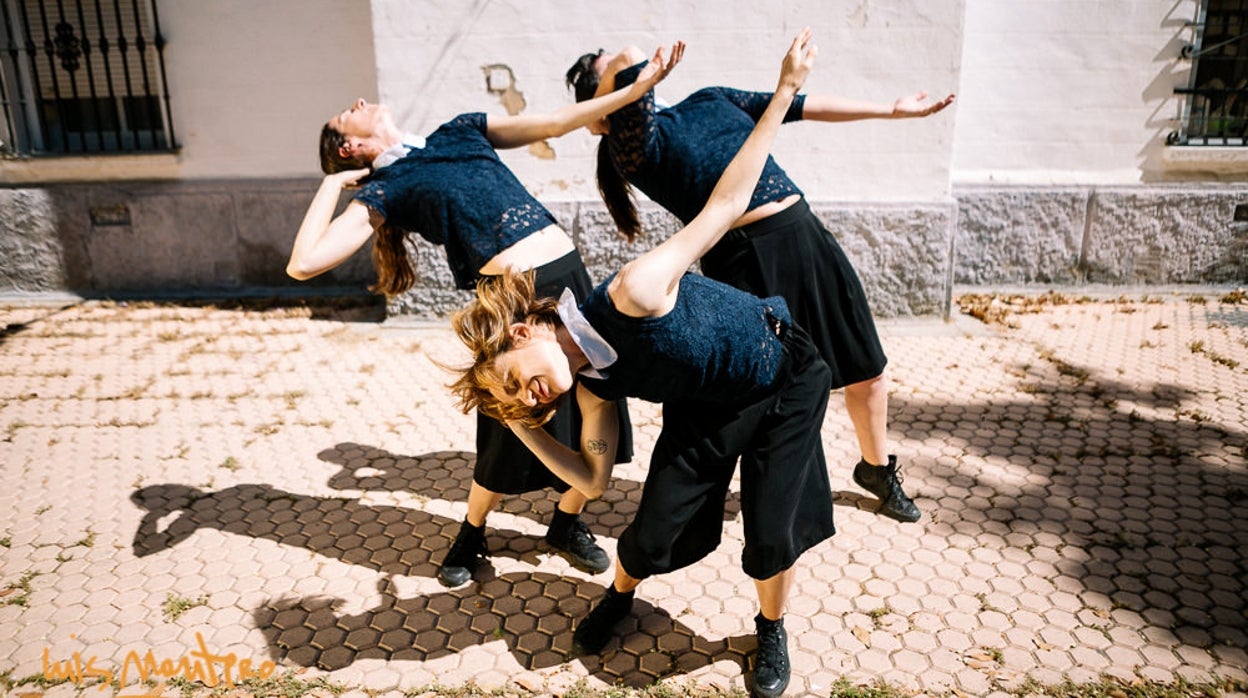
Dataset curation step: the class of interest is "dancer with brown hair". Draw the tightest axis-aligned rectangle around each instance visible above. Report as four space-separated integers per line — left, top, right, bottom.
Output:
287 43 684 587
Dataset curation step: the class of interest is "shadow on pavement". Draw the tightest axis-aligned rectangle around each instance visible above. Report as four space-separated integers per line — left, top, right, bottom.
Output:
129 480 548 576
316 442 746 537
894 363 1248 650
253 574 752 686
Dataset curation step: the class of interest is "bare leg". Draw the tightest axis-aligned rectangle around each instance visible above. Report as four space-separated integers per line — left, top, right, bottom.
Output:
847 371 921 522
844 372 889 466
612 560 642 594
754 566 795 621
464 481 503 527
555 486 588 516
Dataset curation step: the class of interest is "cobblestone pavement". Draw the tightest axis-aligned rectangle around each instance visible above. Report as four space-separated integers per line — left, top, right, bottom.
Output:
0 291 1246 697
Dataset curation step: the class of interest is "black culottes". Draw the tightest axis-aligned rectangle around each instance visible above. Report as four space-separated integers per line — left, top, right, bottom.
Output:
617 324 835 581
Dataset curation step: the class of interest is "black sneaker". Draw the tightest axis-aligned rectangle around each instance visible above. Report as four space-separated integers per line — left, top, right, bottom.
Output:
751 614 790 698
545 516 610 573
572 586 634 655
438 520 486 587
852 455 921 523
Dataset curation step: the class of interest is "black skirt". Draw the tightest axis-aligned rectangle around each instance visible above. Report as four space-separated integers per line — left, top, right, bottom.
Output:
473 250 634 495
700 198 887 389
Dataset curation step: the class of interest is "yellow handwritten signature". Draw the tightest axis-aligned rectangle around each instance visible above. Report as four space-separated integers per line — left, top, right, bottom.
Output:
42 632 276 693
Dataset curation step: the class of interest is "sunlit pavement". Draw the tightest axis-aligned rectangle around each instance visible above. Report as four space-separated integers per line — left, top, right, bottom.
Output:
0 291 1245 697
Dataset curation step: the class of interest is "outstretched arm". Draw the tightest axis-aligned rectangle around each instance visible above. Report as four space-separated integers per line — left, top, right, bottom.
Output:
610 28 818 317
485 42 685 149
801 90 955 122
509 384 619 499
287 168 377 280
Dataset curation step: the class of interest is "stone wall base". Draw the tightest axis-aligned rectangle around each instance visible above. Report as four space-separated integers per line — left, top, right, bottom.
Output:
3 181 1244 318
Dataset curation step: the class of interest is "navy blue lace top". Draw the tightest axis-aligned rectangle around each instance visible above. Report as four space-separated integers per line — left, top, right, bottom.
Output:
578 273 791 404
353 113 558 290
607 62 807 225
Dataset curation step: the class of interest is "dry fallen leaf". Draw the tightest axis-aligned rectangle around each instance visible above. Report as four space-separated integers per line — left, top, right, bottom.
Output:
852 625 871 645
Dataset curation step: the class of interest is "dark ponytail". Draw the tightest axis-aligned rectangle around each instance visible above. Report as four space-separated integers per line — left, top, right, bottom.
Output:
568 49 641 242
565 51 603 103
370 223 416 297
596 140 641 242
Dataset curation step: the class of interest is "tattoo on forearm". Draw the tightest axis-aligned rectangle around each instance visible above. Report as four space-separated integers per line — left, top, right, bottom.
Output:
586 439 608 455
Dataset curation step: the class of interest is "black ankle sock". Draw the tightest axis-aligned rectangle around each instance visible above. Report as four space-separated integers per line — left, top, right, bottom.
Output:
462 519 484 534
607 585 635 601
755 612 783 627
549 508 578 533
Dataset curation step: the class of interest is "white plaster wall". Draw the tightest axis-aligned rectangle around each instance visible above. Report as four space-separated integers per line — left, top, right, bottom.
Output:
162 0 378 177
952 0 1198 184
368 0 963 202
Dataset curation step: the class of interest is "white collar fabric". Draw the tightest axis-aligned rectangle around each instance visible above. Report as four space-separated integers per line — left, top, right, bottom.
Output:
372 132 426 170
555 287 616 379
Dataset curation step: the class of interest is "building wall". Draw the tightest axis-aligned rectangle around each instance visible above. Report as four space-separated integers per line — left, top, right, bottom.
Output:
952 0 1201 184
366 0 966 317
367 0 964 203
0 180 375 295
1 1 1245 312
949 0 1248 290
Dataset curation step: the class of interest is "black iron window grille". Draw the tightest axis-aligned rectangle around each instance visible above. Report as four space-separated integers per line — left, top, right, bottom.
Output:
1171 0 1248 146
0 0 176 156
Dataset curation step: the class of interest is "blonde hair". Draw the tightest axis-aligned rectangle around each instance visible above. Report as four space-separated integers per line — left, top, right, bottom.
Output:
448 269 562 429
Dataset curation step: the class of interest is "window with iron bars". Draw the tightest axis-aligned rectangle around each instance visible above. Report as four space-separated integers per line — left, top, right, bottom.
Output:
0 0 176 156
1171 0 1248 146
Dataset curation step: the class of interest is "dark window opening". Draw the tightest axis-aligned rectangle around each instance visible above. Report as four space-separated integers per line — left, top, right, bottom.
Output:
1172 0 1248 146
0 0 177 156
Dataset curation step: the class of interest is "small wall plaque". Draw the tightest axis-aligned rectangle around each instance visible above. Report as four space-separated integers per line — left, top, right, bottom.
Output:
90 204 131 227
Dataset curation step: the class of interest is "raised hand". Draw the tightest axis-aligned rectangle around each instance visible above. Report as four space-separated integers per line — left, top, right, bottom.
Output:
778 27 817 94
329 167 371 190
891 91 956 118
634 40 687 91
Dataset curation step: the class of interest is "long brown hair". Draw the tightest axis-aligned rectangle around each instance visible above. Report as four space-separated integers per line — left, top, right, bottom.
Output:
369 223 415 297
567 51 643 242
319 122 415 297
448 269 562 428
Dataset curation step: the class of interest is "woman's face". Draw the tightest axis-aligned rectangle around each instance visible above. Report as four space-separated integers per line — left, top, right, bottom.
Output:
329 98 391 141
490 324 574 409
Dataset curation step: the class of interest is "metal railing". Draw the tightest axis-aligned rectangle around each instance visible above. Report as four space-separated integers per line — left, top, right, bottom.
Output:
1170 86 1248 146
1172 1 1247 147
0 0 176 156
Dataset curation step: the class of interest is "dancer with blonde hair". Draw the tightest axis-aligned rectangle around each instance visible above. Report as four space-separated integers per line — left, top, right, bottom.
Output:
450 30 822 697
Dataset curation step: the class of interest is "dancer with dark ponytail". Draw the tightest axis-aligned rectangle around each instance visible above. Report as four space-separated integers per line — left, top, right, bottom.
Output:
566 40 954 524
287 43 683 587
